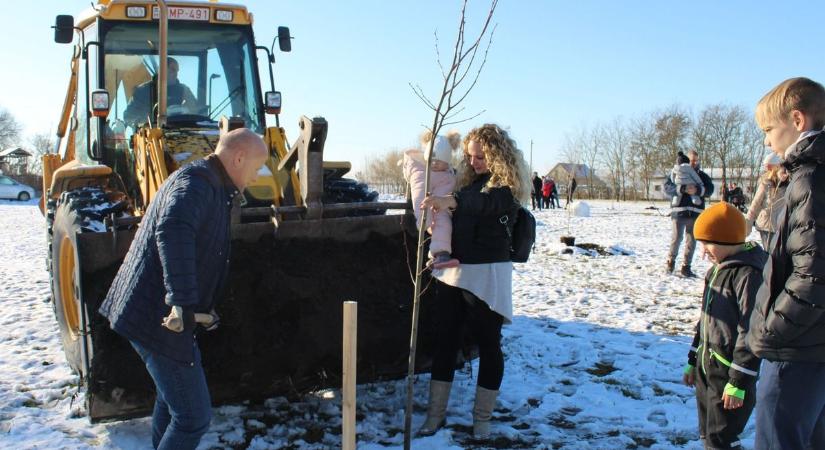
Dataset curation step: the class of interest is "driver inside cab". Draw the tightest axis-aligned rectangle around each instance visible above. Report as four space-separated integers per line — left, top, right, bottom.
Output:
123 57 200 126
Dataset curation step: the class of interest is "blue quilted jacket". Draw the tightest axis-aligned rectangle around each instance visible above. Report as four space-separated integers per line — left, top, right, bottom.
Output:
99 155 239 363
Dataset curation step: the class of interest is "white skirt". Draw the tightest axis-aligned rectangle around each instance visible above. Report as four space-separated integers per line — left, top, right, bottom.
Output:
433 262 513 324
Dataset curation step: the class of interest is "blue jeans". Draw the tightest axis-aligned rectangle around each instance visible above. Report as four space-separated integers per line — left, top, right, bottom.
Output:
130 340 212 450
668 216 696 267
755 360 825 450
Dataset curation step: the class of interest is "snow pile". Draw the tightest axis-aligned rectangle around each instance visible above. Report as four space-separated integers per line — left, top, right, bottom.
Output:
570 201 590 217
1 199 764 449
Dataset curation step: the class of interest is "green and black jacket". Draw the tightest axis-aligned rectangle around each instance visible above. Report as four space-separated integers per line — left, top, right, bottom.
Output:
687 243 767 393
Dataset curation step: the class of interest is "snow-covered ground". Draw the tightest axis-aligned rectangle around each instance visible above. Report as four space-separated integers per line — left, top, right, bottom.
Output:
1 198 759 449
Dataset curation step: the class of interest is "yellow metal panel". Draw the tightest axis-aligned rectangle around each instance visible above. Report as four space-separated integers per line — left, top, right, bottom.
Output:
78 1 252 28
266 127 303 206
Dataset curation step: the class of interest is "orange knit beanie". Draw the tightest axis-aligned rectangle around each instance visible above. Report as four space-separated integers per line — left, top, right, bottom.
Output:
694 202 747 245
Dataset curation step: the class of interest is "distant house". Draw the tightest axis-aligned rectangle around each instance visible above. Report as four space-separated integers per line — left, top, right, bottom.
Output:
545 163 608 198
0 147 32 176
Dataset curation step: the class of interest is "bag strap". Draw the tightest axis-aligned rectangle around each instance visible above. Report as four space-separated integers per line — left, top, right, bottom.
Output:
499 200 520 251
499 214 514 252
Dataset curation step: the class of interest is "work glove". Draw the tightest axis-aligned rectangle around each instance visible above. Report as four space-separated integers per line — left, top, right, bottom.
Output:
200 309 220 331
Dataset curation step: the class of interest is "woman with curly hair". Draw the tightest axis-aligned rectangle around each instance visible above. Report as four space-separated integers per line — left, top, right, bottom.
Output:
418 123 530 439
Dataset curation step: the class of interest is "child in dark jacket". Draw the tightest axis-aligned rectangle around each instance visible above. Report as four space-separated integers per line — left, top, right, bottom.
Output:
683 202 767 449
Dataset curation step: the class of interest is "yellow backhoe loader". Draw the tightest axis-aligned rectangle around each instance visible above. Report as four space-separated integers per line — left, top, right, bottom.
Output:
43 0 442 422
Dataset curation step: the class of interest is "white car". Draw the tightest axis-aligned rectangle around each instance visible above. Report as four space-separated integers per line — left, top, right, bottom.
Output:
0 175 36 201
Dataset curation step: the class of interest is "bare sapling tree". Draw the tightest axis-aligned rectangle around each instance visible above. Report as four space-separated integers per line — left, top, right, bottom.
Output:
691 108 716 170
0 107 22 150
359 148 407 194
601 118 629 201
628 114 658 200
404 1 498 448
703 104 748 190
585 125 604 199
560 128 585 168
653 105 692 176
28 133 55 175
741 121 767 194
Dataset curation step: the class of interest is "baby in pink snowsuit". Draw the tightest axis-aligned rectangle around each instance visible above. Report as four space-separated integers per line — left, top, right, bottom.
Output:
403 130 461 269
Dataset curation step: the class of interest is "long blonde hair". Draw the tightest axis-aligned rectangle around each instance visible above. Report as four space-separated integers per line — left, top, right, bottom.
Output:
456 124 531 203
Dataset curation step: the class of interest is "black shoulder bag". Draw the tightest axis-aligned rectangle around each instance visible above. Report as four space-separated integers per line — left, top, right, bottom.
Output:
500 205 536 263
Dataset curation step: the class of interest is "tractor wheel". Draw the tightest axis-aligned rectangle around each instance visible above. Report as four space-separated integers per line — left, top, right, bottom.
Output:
49 187 127 375
18 191 30 201
51 199 91 375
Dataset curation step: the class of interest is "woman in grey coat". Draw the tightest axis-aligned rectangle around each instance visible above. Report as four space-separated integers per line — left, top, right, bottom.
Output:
746 153 789 250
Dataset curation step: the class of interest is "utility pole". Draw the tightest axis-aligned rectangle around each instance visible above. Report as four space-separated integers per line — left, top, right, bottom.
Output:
530 139 533 174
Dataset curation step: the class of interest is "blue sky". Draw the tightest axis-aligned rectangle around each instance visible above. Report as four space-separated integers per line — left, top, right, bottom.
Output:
2 1 824 174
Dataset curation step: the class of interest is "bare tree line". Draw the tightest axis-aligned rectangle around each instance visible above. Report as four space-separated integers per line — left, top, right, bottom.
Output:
0 105 54 176
343 102 769 201
559 103 767 201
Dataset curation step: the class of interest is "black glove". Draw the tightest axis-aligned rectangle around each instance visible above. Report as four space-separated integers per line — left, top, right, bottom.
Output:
182 308 196 332
201 309 220 332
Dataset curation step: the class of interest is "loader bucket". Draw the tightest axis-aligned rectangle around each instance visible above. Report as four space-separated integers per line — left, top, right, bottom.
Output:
75 210 447 422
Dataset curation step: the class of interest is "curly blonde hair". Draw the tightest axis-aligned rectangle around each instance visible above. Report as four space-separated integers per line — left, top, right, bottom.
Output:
456 124 530 203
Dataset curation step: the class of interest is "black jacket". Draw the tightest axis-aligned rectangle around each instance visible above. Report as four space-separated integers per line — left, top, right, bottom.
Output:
748 131 825 362
532 176 542 194
451 173 519 264
688 243 767 389
99 155 239 363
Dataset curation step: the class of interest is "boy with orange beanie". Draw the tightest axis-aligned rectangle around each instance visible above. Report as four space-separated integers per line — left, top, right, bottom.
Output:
683 202 767 449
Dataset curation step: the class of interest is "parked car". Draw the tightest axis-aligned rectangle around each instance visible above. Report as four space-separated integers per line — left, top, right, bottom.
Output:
0 175 36 201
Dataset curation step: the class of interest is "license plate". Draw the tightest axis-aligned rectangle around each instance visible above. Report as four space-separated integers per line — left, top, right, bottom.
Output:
152 6 210 21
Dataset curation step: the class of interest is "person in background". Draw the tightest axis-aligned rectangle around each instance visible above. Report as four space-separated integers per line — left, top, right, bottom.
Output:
124 57 201 126
745 153 788 250
531 171 542 211
98 129 269 450
550 178 561 208
418 123 530 440
666 149 713 277
565 176 577 208
683 202 766 450
747 77 825 450
542 176 552 209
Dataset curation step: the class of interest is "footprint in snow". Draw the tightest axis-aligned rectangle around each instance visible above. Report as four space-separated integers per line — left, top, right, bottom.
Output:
647 409 669 427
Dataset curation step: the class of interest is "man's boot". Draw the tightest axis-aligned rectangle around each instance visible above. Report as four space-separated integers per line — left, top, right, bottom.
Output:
472 386 499 439
418 380 452 436
680 265 695 278
665 259 675 274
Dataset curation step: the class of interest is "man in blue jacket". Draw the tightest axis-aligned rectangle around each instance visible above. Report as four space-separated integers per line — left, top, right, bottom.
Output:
666 149 713 277
99 128 268 450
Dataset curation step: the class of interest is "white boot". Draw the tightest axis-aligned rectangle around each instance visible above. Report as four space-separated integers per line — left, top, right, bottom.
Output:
418 380 452 436
472 386 498 439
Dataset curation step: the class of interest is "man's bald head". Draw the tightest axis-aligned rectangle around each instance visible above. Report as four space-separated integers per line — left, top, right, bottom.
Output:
216 128 269 190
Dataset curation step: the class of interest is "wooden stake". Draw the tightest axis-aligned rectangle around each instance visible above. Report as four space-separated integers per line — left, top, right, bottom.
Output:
343 301 357 450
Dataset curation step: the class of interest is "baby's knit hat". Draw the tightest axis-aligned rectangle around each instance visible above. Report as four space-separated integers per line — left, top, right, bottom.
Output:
677 151 690 165
694 202 747 245
425 135 453 163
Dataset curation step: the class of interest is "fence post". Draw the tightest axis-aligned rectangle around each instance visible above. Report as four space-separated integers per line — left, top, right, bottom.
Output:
342 301 357 450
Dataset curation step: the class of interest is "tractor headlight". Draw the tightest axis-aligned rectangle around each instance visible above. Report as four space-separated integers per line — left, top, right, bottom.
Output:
215 10 233 22
126 6 147 18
